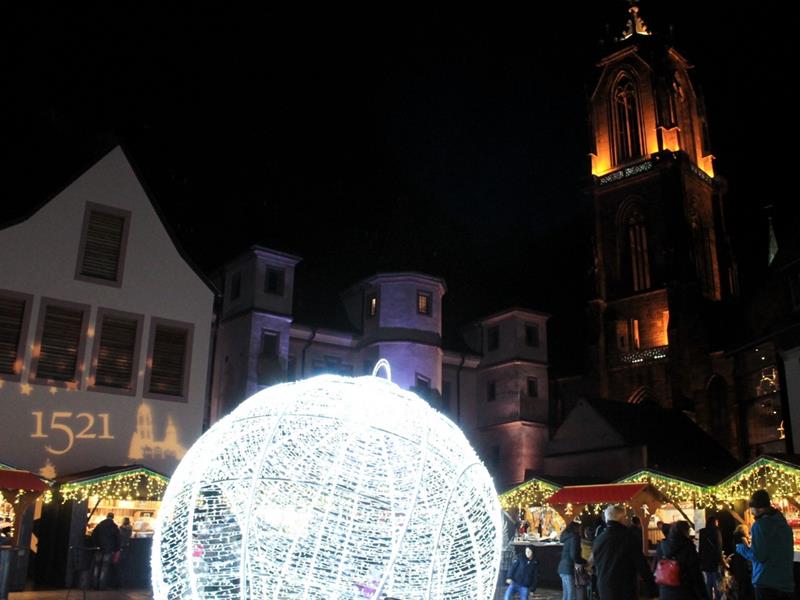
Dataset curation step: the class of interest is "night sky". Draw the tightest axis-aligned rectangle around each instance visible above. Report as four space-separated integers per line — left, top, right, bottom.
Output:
2 2 795 373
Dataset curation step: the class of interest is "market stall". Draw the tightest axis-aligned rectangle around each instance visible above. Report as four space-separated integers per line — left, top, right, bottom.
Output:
55 465 169 588
498 477 565 587
546 483 669 554
618 469 715 548
0 466 51 593
713 455 800 559
498 476 564 542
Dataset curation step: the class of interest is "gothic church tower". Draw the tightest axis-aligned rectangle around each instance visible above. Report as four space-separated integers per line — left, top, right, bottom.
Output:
584 2 738 451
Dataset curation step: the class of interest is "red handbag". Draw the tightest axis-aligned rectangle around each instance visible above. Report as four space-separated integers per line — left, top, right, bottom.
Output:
654 557 680 587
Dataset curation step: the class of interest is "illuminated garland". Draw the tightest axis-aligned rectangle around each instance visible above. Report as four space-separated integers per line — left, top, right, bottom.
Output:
499 478 560 511
60 468 169 502
714 457 800 508
153 371 503 600
619 470 713 508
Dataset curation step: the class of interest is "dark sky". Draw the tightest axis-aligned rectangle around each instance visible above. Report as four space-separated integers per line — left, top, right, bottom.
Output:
2 2 796 373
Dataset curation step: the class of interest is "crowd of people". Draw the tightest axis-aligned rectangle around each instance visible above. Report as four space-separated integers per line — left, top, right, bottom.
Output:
504 489 795 600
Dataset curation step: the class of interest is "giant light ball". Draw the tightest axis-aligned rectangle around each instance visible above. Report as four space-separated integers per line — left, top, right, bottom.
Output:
152 365 503 599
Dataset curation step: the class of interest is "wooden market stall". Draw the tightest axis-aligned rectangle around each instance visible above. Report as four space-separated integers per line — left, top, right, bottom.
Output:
714 454 800 559
498 476 565 543
0 466 51 592
36 465 169 588
617 469 715 548
546 483 669 554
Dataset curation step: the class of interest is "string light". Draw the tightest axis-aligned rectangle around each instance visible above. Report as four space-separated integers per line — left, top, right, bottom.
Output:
60 468 168 503
714 457 800 508
499 477 560 511
153 371 503 600
619 470 712 507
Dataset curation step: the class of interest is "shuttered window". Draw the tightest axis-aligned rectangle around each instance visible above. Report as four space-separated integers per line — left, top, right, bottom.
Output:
36 305 84 382
94 315 138 389
78 207 128 283
148 325 188 397
0 296 26 376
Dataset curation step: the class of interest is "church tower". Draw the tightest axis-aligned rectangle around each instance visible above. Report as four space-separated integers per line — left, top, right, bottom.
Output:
584 2 739 451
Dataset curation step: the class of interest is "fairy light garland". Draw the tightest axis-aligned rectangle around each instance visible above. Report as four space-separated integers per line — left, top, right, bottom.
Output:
153 370 503 600
60 468 169 503
619 470 712 507
714 457 800 508
499 478 560 511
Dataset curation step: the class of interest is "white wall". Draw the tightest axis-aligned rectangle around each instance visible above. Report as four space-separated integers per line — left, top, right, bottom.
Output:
0 147 214 478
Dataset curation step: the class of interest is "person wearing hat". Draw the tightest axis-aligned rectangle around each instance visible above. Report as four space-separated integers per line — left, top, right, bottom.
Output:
735 489 794 599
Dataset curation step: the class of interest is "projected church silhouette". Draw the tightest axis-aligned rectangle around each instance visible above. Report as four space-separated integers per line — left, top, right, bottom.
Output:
128 403 186 461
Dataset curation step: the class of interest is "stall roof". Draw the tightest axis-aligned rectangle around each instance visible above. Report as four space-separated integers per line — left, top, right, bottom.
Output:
547 483 657 505
715 454 800 504
499 476 561 511
0 468 50 492
56 464 168 484
57 465 169 502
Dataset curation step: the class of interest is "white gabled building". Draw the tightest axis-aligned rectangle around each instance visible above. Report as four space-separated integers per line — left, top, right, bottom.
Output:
0 146 215 479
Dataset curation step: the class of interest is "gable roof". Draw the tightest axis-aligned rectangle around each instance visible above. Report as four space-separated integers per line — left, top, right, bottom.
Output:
1 140 218 296
563 398 740 485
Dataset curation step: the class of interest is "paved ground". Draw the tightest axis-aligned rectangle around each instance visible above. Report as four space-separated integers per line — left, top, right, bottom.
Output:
9 587 564 599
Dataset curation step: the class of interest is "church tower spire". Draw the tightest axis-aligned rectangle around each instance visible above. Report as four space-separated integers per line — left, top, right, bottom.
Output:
621 0 651 39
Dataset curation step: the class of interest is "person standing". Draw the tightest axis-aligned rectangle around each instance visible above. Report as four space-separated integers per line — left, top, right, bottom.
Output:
504 545 539 600
558 521 586 600
699 515 724 599
735 489 794 600
592 505 658 600
654 520 708 599
728 526 754 600
91 513 121 590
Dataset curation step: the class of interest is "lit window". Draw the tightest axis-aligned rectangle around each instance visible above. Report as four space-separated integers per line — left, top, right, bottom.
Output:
417 291 432 316
265 268 285 296
76 204 130 285
611 74 642 164
367 293 378 318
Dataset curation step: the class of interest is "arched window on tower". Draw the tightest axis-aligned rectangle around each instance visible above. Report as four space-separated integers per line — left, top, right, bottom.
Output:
627 211 651 291
612 75 643 164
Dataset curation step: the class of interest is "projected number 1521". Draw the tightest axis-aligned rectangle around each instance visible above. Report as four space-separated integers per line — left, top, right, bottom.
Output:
31 411 114 455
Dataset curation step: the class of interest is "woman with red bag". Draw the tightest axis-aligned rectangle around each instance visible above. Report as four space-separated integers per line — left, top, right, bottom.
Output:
654 520 708 599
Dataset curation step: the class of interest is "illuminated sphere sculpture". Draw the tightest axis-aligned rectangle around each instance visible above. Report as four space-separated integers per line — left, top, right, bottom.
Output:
153 364 502 599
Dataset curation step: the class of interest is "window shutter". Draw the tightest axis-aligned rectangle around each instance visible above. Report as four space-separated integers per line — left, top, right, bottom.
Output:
37 305 84 381
149 326 188 396
95 316 138 389
80 211 126 281
0 297 25 375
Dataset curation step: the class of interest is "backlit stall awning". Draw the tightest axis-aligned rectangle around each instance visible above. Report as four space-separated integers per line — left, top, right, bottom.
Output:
0 466 52 545
546 483 668 553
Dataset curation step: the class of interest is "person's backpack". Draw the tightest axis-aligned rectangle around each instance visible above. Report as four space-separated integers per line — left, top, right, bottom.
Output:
654 556 681 587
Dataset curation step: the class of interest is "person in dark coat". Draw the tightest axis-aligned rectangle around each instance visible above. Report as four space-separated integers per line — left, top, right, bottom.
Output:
592 505 658 600
699 516 724 599
728 526 754 600
504 545 539 600
558 521 586 600
654 520 708 600
91 513 121 590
